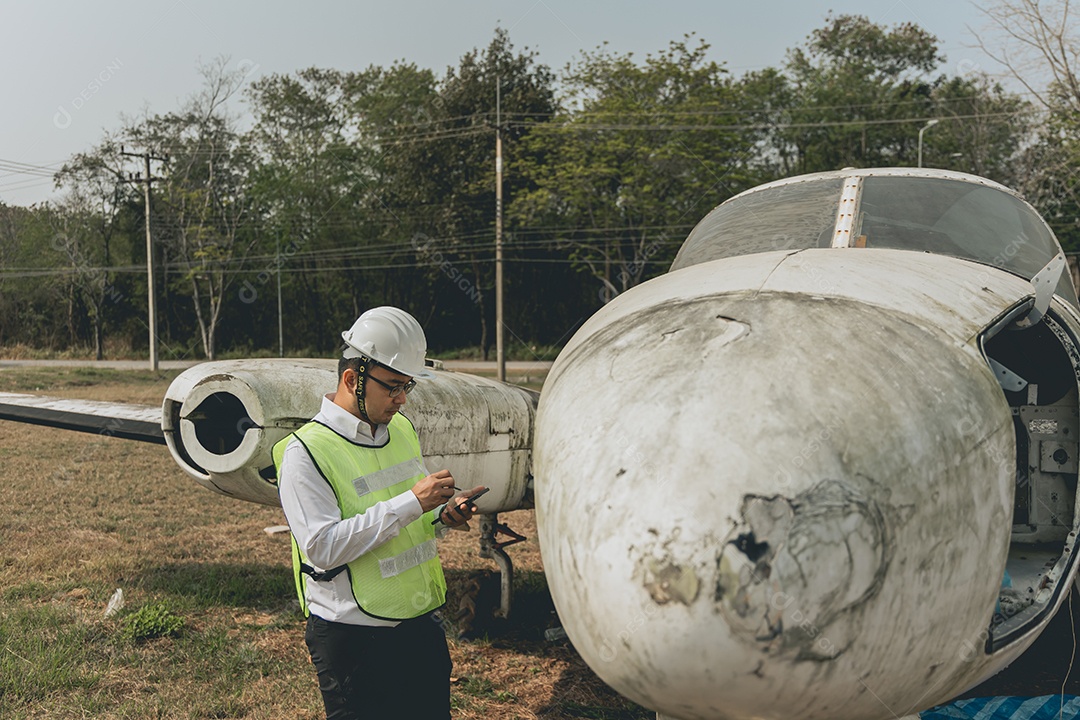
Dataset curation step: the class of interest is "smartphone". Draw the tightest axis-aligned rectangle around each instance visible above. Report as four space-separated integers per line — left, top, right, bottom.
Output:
461 487 490 506
432 487 489 524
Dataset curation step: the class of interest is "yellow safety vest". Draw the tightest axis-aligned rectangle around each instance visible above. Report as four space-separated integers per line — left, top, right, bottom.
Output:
272 414 446 620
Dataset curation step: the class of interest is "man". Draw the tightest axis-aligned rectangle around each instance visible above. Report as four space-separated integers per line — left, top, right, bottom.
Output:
274 306 483 719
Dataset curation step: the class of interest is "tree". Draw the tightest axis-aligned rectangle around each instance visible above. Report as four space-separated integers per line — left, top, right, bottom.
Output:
53 137 133 359
925 74 1031 181
515 36 754 303
976 0 1080 114
759 14 1030 193
975 0 1080 250
127 58 257 360
0 204 69 349
733 66 800 179
345 62 445 328
781 14 944 171
361 29 557 355
245 67 371 352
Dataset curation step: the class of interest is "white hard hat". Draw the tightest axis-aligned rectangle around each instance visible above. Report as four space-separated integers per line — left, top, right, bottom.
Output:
341 306 432 378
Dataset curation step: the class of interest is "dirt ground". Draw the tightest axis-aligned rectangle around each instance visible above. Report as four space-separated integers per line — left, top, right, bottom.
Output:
0 368 648 719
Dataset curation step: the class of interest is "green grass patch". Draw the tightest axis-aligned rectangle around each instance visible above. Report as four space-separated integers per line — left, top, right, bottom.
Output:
450 674 519 712
0 597 300 718
188 628 282 685
456 674 517 702
0 366 182 393
0 604 104 706
2 581 53 603
557 702 654 719
134 562 295 612
121 602 185 642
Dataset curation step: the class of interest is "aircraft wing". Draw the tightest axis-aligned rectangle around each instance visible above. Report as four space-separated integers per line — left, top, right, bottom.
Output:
0 391 164 444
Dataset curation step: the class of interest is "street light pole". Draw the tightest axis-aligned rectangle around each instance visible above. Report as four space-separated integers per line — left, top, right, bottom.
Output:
495 76 505 383
918 119 939 168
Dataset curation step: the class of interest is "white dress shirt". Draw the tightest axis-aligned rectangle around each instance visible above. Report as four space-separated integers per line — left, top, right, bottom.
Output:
278 394 433 627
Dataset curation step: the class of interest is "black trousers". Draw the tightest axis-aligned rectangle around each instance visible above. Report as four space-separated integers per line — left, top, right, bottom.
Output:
304 612 452 720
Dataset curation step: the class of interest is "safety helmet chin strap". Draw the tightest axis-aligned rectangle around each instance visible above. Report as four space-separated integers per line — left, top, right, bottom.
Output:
352 355 373 425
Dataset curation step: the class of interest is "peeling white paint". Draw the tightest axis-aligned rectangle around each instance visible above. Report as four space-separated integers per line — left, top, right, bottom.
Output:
535 250 1029 720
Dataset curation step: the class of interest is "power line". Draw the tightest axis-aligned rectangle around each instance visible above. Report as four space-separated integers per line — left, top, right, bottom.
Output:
497 93 1035 119
510 110 1030 134
0 178 56 193
0 157 61 177
3 101 1042 183
0 227 689 279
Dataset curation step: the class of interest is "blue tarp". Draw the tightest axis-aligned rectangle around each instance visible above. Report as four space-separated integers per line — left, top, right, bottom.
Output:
921 695 1080 719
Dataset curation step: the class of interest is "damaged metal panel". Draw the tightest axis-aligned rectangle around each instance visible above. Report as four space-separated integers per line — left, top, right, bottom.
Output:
716 480 889 661
536 251 1021 720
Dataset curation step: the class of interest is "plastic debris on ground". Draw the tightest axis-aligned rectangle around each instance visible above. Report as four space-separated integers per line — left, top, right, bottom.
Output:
103 588 124 617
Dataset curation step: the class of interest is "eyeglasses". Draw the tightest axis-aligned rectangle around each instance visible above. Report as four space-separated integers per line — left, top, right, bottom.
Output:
366 374 416 398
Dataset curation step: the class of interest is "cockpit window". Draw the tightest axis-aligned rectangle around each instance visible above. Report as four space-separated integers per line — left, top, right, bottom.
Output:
671 178 842 271
857 177 1076 305
671 174 1076 308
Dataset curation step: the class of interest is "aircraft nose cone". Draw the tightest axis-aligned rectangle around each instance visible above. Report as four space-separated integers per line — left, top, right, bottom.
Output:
534 263 1015 720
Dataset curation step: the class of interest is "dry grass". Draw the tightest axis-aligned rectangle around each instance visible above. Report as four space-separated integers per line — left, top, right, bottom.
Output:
0 366 648 720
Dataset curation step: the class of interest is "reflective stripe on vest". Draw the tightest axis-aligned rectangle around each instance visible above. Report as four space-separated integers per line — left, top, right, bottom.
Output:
379 538 437 578
352 456 425 497
273 414 446 620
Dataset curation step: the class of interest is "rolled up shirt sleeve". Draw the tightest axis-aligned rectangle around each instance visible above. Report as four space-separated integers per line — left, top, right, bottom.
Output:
278 438 424 571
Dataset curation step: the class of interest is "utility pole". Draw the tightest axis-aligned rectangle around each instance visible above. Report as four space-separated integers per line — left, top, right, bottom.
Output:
495 77 506 382
121 146 167 371
277 232 284 358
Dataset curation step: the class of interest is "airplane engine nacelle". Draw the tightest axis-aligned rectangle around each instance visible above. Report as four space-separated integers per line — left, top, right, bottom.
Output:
163 359 537 509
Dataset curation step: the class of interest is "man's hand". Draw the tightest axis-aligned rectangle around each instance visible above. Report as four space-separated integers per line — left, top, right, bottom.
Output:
438 484 485 531
411 469 457 512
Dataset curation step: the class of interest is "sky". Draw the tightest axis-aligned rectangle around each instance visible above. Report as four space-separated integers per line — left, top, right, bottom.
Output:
0 0 1009 207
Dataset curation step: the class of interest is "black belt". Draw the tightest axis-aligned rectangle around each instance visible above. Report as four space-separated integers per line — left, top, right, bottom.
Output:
300 562 347 582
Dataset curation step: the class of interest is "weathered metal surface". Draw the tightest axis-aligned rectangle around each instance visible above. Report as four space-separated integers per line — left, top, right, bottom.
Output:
162 359 537 509
0 392 164 443
534 249 1061 720
410 370 537 512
